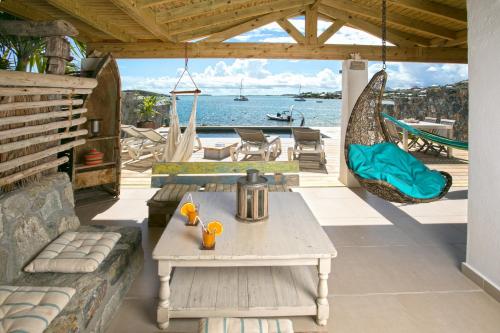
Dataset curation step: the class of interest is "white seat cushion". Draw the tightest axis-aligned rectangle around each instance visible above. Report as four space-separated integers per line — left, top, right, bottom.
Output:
0 285 75 333
24 231 121 273
199 318 294 333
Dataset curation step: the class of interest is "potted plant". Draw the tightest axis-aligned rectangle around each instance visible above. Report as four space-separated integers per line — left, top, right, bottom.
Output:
136 95 160 128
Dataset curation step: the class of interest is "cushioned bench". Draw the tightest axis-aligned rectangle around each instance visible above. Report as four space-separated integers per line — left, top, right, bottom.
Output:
0 173 143 333
147 184 201 227
13 225 142 333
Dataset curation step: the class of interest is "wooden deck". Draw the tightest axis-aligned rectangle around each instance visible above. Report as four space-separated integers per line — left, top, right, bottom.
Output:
121 127 468 188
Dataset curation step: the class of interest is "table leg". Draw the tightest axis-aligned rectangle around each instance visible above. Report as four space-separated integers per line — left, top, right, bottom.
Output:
316 258 331 326
158 263 172 330
447 128 454 158
403 129 409 151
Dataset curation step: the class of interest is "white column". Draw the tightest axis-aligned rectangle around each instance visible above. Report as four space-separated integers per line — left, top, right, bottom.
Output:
338 57 368 187
464 0 500 292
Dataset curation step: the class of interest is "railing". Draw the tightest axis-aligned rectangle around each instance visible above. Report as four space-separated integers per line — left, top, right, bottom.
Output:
0 70 97 191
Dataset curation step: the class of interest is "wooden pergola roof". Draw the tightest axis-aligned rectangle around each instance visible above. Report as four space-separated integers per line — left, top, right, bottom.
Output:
0 0 467 63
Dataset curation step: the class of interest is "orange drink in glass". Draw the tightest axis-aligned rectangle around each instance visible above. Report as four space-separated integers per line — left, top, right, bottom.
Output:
180 202 199 226
201 228 216 250
201 220 224 250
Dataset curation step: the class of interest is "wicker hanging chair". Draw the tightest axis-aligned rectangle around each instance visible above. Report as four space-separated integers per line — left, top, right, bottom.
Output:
343 69 452 204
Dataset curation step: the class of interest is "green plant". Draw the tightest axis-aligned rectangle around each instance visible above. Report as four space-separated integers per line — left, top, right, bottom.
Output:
66 38 87 74
137 95 161 122
0 12 87 73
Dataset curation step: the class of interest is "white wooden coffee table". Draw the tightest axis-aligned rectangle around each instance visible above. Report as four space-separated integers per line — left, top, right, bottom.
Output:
153 192 337 329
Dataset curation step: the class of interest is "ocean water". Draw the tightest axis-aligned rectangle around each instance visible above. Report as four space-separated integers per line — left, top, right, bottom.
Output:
174 95 341 127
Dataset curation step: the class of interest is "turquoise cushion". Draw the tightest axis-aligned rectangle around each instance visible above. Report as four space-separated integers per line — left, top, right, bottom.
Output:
348 142 447 199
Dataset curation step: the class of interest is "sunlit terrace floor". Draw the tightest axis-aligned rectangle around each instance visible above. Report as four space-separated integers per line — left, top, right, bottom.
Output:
75 185 500 333
121 127 469 189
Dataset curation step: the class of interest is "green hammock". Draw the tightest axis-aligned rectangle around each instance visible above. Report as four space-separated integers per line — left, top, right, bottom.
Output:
382 113 468 150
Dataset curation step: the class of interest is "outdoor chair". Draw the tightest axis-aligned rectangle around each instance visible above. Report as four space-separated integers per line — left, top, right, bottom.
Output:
120 125 166 161
232 128 282 161
384 118 403 146
422 118 457 156
288 128 326 164
344 70 452 204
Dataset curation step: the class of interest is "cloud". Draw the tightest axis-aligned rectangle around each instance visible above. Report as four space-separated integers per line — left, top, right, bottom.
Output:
122 59 342 95
259 36 296 43
369 62 468 89
326 26 393 45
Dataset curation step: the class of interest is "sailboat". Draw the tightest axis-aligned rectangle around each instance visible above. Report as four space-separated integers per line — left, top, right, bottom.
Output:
234 79 249 101
294 84 306 101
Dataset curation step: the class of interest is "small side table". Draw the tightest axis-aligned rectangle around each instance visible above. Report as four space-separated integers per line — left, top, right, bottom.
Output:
203 142 238 160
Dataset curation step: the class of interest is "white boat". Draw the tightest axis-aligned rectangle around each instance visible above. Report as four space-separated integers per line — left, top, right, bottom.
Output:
294 84 306 101
266 112 293 122
234 79 249 101
266 106 294 122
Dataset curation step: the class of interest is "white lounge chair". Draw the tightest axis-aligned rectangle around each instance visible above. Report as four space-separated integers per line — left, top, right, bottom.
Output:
120 125 166 161
288 128 326 165
232 128 281 161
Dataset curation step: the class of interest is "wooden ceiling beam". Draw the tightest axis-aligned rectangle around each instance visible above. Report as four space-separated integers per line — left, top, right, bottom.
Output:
138 0 180 8
0 20 78 37
431 29 467 47
203 7 305 43
320 5 431 47
305 4 319 44
157 0 254 24
87 41 467 63
277 18 305 44
0 0 97 42
166 0 314 35
318 19 344 44
388 0 467 24
109 0 173 41
172 18 251 42
323 0 457 40
46 0 136 42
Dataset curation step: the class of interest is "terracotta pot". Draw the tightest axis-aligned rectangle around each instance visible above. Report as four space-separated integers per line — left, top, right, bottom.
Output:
137 120 156 129
84 149 104 166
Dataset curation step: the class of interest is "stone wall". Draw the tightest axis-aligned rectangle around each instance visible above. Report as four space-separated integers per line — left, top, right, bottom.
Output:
384 81 468 141
0 173 80 283
121 90 170 128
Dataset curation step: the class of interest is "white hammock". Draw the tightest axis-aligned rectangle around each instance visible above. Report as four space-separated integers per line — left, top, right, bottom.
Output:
161 56 200 162
162 92 199 162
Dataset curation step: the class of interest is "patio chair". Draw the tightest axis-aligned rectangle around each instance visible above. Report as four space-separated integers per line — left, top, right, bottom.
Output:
288 128 326 164
232 128 282 161
120 125 165 161
422 118 457 156
383 118 402 146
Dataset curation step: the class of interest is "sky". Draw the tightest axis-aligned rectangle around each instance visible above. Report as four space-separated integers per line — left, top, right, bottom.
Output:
118 17 468 95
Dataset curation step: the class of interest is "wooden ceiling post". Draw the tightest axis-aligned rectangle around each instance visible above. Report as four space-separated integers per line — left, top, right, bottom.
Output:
305 4 319 45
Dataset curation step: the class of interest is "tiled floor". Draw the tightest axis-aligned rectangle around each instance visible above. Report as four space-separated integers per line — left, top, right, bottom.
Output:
75 187 500 333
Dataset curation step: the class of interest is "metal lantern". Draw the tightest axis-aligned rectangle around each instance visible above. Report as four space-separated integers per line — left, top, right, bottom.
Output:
236 169 269 222
89 118 102 137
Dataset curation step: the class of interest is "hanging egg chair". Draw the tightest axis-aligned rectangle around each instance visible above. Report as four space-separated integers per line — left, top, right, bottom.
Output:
343 0 452 204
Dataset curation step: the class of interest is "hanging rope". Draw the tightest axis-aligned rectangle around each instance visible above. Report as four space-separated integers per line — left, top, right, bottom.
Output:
162 43 201 162
171 43 200 94
381 0 387 69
